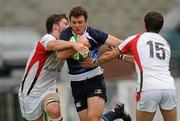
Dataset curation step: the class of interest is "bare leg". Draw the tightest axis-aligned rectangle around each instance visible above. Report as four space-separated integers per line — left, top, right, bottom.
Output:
160 107 177 121
87 96 105 121
78 109 88 121
136 108 156 121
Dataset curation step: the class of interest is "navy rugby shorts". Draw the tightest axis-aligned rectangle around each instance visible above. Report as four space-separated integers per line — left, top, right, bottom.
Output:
70 74 107 112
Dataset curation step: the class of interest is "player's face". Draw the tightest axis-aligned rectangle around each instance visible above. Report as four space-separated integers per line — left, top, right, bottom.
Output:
57 18 69 34
70 15 87 35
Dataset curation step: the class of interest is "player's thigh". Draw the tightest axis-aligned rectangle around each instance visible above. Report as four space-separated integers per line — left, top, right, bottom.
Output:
136 90 160 121
136 108 156 121
160 89 177 111
78 109 88 121
71 81 88 112
87 96 105 119
160 107 177 121
19 93 43 121
160 89 177 121
136 90 161 112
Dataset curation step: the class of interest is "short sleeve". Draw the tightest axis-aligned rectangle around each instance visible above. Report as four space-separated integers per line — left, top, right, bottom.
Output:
87 27 108 44
118 35 137 54
40 34 56 50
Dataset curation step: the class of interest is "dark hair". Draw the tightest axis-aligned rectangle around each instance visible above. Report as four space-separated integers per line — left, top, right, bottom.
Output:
69 6 88 21
46 14 68 33
144 11 164 33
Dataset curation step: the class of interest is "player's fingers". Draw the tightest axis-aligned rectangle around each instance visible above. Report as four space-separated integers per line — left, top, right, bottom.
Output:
78 50 84 55
107 45 114 51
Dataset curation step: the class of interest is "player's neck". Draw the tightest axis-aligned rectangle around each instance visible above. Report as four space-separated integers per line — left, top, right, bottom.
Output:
50 31 59 40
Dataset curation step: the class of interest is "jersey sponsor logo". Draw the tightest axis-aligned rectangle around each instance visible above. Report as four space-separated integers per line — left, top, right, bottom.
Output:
44 66 61 72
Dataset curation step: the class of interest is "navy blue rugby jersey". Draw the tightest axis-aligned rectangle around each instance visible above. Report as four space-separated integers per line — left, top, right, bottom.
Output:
60 26 108 74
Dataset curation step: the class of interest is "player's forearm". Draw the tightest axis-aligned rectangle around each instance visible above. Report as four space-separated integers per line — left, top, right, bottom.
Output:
56 49 76 60
46 40 73 51
97 50 118 65
125 55 134 64
119 54 134 64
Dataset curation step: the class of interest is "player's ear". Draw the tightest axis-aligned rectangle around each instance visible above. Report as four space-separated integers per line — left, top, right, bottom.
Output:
53 23 59 31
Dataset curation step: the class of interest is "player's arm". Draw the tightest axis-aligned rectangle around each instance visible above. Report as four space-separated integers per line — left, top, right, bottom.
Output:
46 39 77 51
95 34 135 65
97 37 135 65
96 50 135 65
56 39 89 60
56 48 75 60
97 47 120 65
95 47 135 65
105 35 122 48
80 47 120 68
80 48 134 68
118 54 134 64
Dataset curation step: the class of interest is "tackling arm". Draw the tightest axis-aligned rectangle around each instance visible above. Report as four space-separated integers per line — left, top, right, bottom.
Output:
56 49 76 60
55 40 89 61
80 47 120 68
80 48 135 68
46 39 89 61
118 54 134 64
97 47 120 65
46 40 75 51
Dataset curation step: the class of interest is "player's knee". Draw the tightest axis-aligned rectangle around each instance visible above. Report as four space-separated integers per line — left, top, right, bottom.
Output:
46 103 61 119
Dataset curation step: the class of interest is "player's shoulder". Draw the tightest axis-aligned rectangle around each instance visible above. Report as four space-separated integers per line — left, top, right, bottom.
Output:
42 34 54 38
125 34 139 41
86 26 108 38
41 34 55 42
142 32 166 40
87 26 104 33
60 27 73 40
87 26 96 31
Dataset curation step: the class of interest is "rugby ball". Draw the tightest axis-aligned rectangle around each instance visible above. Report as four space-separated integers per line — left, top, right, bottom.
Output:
70 34 89 61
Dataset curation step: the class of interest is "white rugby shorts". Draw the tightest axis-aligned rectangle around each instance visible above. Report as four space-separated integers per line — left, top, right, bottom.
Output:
18 86 57 120
136 89 177 112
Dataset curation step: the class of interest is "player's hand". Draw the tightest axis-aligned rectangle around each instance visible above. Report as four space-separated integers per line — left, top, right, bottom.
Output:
78 35 90 48
107 45 114 51
72 42 89 57
79 57 95 68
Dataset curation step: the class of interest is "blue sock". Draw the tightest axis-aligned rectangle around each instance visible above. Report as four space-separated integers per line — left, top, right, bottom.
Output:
102 111 119 121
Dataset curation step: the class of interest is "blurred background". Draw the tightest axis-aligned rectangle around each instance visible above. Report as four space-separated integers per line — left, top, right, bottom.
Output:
0 0 180 121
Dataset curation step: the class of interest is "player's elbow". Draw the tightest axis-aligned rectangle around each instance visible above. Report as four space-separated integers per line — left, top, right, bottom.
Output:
46 40 57 51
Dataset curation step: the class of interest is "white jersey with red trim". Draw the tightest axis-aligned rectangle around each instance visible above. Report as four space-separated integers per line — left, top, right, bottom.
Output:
19 34 64 96
119 32 175 92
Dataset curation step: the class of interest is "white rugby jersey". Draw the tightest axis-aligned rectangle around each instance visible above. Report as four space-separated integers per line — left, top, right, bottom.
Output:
119 32 175 92
20 34 64 96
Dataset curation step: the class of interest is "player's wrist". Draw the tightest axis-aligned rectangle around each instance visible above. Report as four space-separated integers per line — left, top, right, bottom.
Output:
69 41 75 48
118 54 126 61
92 59 99 67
